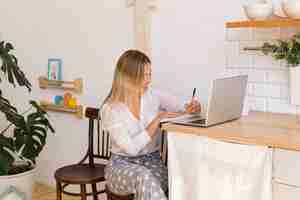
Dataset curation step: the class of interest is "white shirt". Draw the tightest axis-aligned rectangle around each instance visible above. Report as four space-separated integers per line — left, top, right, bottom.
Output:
101 87 185 157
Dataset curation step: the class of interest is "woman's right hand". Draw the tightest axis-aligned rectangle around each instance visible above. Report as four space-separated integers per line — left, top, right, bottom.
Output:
147 112 185 139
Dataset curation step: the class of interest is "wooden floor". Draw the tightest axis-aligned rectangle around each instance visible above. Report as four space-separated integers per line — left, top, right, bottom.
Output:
33 183 80 200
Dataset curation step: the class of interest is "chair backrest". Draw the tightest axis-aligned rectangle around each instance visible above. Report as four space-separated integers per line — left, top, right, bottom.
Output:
85 107 168 167
85 107 111 166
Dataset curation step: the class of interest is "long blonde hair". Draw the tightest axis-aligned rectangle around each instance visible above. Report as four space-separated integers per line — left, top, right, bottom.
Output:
104 50 151 106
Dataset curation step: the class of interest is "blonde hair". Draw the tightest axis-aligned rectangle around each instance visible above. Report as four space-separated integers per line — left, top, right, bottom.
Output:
104 50 151 106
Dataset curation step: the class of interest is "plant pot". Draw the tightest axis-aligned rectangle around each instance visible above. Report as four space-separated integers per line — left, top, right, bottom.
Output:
0 168 36 199
289 67 300 105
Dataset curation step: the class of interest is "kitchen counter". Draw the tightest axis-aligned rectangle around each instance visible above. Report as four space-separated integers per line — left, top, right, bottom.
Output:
162 111 300 151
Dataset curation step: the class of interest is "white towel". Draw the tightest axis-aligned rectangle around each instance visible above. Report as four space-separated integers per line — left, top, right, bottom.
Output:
168 133 272 200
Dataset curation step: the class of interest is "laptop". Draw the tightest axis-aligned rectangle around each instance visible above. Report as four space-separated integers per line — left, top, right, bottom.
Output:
167 75 248 127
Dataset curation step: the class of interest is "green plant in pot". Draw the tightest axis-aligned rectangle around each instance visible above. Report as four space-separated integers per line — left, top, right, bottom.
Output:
260 32 300 105
0 41 54 176
261 33 300 67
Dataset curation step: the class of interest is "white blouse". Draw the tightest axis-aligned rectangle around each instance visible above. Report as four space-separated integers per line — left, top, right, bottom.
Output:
101 87 185 157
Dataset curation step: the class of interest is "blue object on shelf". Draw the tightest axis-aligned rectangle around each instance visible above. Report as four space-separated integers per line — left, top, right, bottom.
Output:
54 95 63 105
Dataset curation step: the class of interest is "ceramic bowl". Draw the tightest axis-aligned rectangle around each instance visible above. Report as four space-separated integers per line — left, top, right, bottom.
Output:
244 3 273 20
282 0 300 19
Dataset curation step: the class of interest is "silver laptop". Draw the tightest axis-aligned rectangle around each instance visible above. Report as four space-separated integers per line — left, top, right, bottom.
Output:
171 75 248 127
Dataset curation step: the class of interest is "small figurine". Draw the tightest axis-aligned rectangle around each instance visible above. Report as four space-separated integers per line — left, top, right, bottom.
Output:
68 97 77 108
54 95 63 105
64 92 72 106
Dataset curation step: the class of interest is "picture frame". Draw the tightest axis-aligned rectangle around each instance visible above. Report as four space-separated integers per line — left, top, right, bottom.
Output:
47 58 62 80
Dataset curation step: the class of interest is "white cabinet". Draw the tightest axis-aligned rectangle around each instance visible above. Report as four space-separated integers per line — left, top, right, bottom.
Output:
273 149 300 199
273 149 300 186
273 182 300 200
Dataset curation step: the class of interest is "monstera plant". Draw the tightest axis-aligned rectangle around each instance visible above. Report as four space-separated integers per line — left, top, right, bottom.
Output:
0 41 54 175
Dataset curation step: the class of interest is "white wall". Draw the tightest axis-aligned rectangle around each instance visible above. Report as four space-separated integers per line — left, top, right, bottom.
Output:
151 0 244 111
226 27 300 114
1 0 298 188
0 0 134 186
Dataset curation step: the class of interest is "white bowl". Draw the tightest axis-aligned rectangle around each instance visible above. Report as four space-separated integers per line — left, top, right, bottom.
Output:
244 3 273 20
282 0 300 19
271 0 288 17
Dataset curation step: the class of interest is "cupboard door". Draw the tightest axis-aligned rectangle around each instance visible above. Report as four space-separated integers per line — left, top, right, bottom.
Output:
273 181 300 200
273 149 300 186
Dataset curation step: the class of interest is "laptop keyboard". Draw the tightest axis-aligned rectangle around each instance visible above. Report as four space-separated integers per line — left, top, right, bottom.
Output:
190 118 206 124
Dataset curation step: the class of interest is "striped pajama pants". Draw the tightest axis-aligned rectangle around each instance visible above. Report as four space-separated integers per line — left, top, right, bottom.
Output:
104 151 168 200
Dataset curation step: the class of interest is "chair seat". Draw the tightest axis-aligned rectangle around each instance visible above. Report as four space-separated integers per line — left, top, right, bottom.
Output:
105 185 134 200
55 163 105 184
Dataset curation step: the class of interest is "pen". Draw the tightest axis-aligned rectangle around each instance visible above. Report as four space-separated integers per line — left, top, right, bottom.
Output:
192 88 196 99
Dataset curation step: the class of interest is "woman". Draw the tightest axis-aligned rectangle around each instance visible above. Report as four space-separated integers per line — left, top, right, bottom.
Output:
101 50 201 200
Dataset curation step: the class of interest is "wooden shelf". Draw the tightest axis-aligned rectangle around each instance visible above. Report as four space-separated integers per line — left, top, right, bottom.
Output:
40 101 83 119
226 18 300 28
38 76 83 94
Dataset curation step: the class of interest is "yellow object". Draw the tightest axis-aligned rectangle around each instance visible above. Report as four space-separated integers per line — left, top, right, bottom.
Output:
68 98 77 108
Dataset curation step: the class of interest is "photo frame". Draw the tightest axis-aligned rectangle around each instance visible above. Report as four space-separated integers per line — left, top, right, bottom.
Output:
47 58 62 80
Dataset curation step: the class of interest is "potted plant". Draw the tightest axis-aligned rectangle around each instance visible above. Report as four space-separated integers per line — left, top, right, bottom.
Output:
261 33 300 105
0 41 54 199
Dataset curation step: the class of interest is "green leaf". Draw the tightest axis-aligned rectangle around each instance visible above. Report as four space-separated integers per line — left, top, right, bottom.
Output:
0 41 32 91
0 136 14 175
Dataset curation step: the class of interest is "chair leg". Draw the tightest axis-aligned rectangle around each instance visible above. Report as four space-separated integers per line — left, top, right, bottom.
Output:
80 184 87 200
92 183 98 200
56 181 62 200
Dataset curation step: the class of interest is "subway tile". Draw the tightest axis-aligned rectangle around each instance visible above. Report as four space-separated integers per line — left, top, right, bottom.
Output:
253 28 281 41
239 41 265 56
252 83 281 99
225 68 242 76
247 70 267 83
248 96 267 112
296 106 300 116
280 60 293 69
253 54 282 70
280 27 300 40
247 83 253 96
226 28 253 41
280 85 290 100
226 53 253 68
265 84 281 98
267 98 297 114
266 70 289 84
226 41 253 68
225 41 239 60
252 83 266 97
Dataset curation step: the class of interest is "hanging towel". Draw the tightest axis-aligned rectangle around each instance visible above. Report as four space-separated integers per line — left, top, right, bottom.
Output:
168 132 272 200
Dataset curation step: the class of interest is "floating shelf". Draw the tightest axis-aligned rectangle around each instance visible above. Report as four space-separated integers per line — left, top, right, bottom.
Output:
40 101 83 119
226 18 300 28
38 76 83 94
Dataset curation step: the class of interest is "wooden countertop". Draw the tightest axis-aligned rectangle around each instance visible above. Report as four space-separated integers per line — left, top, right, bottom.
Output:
161 111 300 151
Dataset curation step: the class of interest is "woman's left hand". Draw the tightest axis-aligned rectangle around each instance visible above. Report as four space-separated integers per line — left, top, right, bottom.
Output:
185 98 201 114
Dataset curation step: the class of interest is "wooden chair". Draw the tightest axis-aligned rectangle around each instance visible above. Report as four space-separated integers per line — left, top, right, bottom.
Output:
54 107 134 200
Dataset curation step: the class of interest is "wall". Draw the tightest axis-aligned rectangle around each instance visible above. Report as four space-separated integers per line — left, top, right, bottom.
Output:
226 27 300 114
0 0 134 186
150 0 300 115
1 0 299 189
150 0 245 112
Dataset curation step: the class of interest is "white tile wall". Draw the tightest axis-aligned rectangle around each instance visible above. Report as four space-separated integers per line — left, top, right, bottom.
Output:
226 28 253 41
252 28 281 41
226 28 300 115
